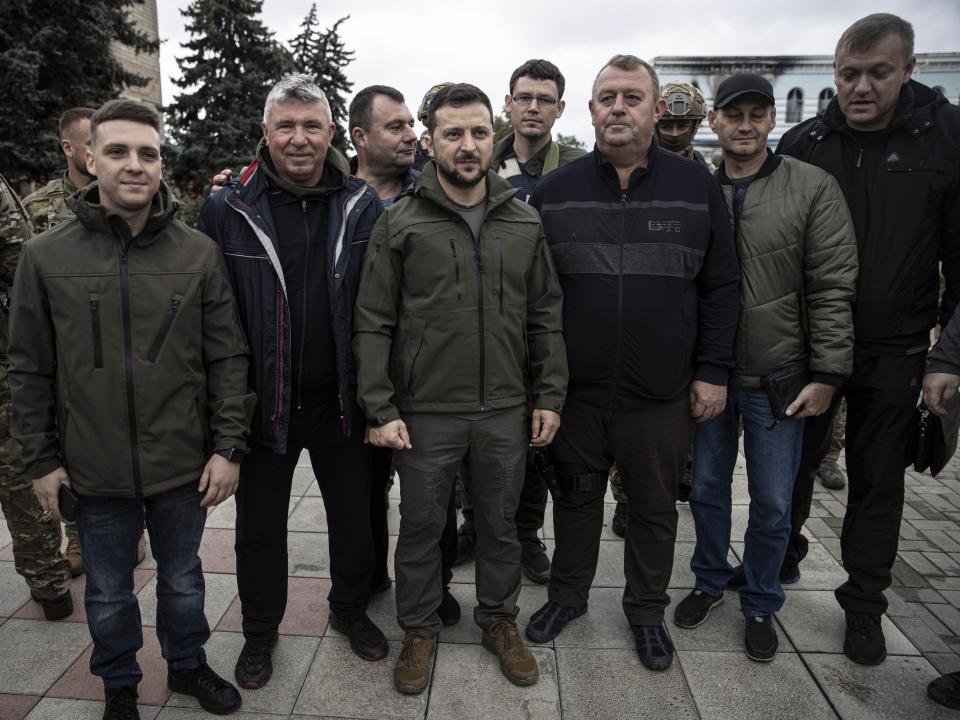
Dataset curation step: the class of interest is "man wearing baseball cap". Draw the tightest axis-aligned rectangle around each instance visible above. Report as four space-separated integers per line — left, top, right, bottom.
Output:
673 73 858 661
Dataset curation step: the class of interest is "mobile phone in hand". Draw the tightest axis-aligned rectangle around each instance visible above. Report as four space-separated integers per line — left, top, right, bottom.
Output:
57 484 79 522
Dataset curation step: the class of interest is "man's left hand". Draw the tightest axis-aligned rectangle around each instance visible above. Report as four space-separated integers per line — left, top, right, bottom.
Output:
531 409 561 447
923 372 960 417
787 382 836 418
690 381 727 423
198 453 240 508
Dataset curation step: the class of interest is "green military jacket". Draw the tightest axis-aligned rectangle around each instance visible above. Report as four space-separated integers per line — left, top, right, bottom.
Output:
353 164 568 425
0 174 31 357
8 181 255 498
22 173 80 233
490 133 586 180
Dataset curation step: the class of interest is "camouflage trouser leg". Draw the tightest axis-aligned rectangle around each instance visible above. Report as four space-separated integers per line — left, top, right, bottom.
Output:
64 520 79 543
0 441 71 602
823 399 847 464
608 464 628 504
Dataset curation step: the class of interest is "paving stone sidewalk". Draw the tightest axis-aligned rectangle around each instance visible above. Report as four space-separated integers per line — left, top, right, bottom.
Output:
0 450 957 719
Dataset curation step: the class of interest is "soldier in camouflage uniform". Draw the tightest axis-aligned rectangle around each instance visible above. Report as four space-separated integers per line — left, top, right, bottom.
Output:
816 399 847 489
0 171 73 619
22 107 96 234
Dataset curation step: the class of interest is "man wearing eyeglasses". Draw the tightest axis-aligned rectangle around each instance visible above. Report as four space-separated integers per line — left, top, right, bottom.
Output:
491 59 586 203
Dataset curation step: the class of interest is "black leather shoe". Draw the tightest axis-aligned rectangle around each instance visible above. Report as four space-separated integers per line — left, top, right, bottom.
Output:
525 600 587 643
34 590 73 621
103 686 139 720
520 537 551 584
612 502 628 538
632 623 674 671
673 589 723 629
844 611 886 665
929 670 960 710
437 589 461 626
744 615 778 662
168 662 242 715
234 634 278 689
329 611 389 661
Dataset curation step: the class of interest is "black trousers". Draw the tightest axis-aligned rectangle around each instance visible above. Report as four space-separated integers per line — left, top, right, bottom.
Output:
786 352 925 615
235 402 375 641
549 396 694 624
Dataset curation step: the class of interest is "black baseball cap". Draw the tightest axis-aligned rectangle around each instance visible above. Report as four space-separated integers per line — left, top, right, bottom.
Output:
713 73 775 109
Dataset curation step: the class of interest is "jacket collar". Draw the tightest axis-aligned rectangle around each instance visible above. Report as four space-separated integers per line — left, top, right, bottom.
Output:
814 79 946 141
491 131 553 177
71 180 179 243
593 136 661 189
716 149 781 185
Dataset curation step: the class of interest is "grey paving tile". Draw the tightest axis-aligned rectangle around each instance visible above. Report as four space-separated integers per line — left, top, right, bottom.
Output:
926 530 960 552
927 602 960 636
930 576 960 591
25 698 160 719
288 496 328 533
427 643 559 719
909 602 953 636
292 466 316 495
900 551 941 576
437 582 549 646
550 586 630 649
776 591 918 655
927 551 960 576
0 518 10 547
928 652 960 674
804 652 953 720
889 616 954 654
937 589 960 607
680 650 835 720
0 561 30 616
789 542 849 590
294 637 427 719
165 631 319 716
557 646 698 720
203 496 236 529
0 619 92 694
288 530 331 578
137 571 237 629
156 709 286 719
882 589 915 617
896 587 946 603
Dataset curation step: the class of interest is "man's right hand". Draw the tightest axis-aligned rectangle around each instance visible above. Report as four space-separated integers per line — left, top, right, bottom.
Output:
33 466 70 521
210 166 244 194
366 419 413 450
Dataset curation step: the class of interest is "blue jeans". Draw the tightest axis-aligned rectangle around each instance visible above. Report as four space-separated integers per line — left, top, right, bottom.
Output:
75 482 209 689
689 388 803 617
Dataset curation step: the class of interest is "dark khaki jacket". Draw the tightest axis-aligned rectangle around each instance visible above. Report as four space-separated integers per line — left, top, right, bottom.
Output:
353 164 567 425
8 182 255 497
717 153 858 388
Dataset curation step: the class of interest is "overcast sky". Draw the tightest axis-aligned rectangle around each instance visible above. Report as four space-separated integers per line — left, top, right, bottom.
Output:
157 0 960 148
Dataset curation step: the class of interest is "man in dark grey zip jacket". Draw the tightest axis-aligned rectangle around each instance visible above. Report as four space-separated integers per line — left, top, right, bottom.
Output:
198 74 389 687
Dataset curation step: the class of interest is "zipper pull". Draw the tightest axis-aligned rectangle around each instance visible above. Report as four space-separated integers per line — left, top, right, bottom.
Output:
856 148 863 168
302 200 307 212
621 191 627 207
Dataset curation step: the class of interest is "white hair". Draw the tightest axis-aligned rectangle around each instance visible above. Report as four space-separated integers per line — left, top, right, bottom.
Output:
263 73 332 124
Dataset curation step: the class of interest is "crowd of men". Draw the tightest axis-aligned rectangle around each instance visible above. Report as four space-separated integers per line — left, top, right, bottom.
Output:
1 11 959 719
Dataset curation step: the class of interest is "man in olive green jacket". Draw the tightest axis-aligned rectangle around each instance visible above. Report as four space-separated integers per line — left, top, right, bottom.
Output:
354 84 567 695
8 100 255 719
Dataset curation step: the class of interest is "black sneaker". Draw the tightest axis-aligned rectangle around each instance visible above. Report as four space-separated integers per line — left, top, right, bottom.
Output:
525 600 587 643
727 564 799 589
744 615 778 662
33 590 73 621
612 502 628 538
167 662 242 715
453 523 476 566
438 589 461 626
329 611 389 661
103 686 139 720
928 670 960 710
632 623 674 671
843 611 886 665
520 537 551 584
673 589 724 629
234 634 278 689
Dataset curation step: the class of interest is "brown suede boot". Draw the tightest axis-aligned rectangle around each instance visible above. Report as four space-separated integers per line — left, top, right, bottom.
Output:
394 631 435 695
64 524 83 577
482 619 539 686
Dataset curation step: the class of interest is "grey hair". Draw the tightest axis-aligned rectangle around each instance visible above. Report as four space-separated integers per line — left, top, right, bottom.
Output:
263 73 332 124
592 54 661 100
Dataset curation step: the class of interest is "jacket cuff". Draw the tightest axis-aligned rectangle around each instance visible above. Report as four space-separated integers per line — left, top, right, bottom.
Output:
533 397 564 414
215 437 249 454
812 372 847 387
368 407 401 427
28 456 64 480
694 363 729 386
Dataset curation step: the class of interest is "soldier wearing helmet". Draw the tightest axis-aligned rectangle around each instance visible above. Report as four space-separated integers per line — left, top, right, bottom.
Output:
656 81 714 170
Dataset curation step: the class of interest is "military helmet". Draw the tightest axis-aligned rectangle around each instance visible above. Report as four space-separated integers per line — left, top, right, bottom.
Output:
417 82 453 123
660 81 707 122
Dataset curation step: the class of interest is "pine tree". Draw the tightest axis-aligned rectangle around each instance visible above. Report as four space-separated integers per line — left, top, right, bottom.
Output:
0 0 156 183
289 6 354 153
165 0 294 191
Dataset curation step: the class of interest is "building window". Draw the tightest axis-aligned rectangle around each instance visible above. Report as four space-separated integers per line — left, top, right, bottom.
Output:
786 88 804 123
818 88 834 113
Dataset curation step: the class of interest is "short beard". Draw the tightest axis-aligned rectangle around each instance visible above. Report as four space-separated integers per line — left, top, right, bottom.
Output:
436 157 487 189
72 154 95 182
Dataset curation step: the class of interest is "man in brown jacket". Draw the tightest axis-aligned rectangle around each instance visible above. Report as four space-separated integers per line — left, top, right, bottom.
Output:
672 75 857 662
8 99 255 720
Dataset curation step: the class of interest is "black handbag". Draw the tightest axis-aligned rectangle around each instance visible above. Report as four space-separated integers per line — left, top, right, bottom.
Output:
911 397 960 477
763 364 812 428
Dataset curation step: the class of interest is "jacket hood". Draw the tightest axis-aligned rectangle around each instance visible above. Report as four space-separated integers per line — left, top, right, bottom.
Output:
412 161 520 213
716 149 781 184
822 79 947 135
255 138 350 198
69 180 179 241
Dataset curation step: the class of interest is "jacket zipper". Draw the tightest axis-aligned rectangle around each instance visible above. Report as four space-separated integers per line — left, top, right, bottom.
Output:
610 191 627 406
297 200 310 410
90 299 103 369
450 239 461 300
147 298 181 362
856 147 863 168
117 241 143 497
474 230 486 411
274 285 284 443
497 237 504 313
